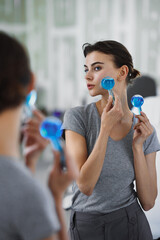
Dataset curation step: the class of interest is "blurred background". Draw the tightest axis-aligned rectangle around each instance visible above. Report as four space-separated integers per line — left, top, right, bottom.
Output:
0 0 160 112
1 0 160 239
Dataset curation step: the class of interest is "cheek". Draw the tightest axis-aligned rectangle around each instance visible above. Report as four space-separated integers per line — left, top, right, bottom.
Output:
103 67 119 79
95 69 118 84
112 82 121 95
97 72 109 81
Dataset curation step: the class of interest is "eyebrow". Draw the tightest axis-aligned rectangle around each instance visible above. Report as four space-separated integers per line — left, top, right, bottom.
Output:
84 62 104 68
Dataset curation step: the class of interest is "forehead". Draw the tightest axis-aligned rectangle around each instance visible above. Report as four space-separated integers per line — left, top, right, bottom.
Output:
85 51 114 65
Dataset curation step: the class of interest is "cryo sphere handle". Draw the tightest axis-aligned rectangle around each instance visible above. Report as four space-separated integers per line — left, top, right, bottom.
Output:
25 90 37 118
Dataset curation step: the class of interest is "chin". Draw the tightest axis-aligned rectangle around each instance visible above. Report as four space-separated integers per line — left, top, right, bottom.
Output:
88 89 99 97
89 92 97 97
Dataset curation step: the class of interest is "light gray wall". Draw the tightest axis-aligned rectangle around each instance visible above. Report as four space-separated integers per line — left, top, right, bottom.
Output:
0 0 160 110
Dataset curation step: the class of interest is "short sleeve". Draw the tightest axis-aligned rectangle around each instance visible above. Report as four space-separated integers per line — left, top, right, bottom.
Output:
63 107 86 137
14 180 60 240
143 126 160 155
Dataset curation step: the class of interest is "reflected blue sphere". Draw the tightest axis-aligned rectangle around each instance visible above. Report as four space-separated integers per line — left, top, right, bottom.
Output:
101 77 115 90
40 117 66 169
131 95 144 107
40 117 63 140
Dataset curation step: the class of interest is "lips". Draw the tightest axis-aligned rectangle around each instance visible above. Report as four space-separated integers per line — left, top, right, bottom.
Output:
87 84 95 89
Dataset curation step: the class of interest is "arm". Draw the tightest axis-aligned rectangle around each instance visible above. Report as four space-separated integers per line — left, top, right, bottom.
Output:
65 128 109 196
23 110 78 239
65 95 124 196
48 150 78 240
133 111 157 211
42 236 57 240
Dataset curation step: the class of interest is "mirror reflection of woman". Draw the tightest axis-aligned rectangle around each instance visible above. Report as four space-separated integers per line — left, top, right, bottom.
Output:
63 40 160 240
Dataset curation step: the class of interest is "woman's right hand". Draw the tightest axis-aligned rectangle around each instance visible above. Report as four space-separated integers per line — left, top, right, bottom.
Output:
101 94 124 134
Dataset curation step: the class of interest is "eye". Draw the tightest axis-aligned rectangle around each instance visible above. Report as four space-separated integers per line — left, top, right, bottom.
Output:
94 66 101 71
84 68 88 73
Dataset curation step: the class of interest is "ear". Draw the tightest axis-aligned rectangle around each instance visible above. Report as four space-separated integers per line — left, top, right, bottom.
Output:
27 72 36 94
118 65 129 81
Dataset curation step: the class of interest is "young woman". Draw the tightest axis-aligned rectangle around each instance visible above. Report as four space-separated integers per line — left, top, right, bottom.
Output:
63 40 160 240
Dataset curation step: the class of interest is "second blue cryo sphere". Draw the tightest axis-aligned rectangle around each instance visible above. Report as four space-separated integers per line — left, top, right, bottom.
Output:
131 95 144 108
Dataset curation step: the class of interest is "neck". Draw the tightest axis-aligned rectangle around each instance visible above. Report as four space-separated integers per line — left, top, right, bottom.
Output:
0 107 22 158
120 91 133 119
97 89 133 121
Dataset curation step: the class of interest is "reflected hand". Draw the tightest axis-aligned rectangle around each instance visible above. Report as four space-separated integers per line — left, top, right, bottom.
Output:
48 149 79 200
22 109 49 172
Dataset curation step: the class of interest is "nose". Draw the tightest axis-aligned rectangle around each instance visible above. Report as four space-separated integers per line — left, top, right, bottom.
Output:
85 69 93 81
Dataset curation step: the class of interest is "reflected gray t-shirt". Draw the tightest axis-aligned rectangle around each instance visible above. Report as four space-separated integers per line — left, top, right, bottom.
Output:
63 102 160 213
0 156 60 240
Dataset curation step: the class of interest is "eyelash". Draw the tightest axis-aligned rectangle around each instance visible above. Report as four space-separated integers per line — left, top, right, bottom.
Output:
94 66 101 71
84 66 102 73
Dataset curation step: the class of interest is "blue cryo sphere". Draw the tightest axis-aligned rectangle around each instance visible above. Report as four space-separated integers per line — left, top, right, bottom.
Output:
40 117 63 140
131 95 144 108
101 77 115 90
26 90 37 107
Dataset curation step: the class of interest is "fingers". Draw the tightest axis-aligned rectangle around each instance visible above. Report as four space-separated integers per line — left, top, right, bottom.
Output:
135 112 153 131
22 126 40 142
104 93 121 112
135 111 148 122
134 112 153 137
23 110 45 137
105 95 113 112
134 122 151 136
27 114 42 125
111 93 120 109
111 93 123 116
32 109 46 121
23 142 40 157
22 117 49 150
22 118 41 136
135 112 147 124
102 93 124 131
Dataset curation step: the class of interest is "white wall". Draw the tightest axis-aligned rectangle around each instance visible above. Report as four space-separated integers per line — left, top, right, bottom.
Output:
0 0 160 111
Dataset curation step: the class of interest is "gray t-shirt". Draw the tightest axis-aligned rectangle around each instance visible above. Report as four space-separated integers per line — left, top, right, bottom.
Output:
63 102 160 213
0 155 60 240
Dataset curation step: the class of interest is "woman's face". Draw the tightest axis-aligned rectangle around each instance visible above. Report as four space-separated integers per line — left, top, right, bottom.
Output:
84 51 120 97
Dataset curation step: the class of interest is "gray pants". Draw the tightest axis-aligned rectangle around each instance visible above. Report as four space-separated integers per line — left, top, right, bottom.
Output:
69 201 153 240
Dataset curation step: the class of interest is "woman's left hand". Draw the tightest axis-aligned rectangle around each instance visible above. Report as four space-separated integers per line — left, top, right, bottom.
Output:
22 109 49 172
133 111 153 148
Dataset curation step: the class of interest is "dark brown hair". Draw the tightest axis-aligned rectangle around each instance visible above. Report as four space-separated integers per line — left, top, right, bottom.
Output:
0 31 31 113
83 40 140 85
